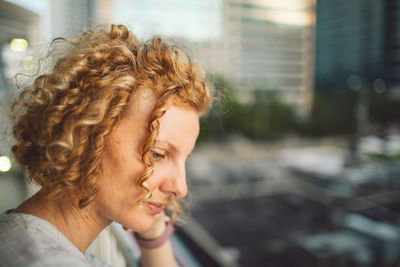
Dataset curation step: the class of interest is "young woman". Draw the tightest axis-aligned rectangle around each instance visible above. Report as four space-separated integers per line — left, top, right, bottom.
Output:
0 24 211 267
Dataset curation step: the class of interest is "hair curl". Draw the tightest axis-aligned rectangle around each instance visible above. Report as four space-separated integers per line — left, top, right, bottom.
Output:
11 24 211 221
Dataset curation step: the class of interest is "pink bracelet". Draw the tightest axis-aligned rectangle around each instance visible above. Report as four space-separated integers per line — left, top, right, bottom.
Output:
134 219 174 249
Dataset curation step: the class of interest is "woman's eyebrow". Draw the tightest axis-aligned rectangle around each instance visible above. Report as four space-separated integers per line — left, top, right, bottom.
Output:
154 140 178 152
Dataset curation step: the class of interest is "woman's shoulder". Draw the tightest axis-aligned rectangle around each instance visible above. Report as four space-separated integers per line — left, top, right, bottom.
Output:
0 212 98 267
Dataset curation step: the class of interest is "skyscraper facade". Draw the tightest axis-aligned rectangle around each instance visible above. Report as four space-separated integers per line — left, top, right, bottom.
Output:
383 0 400 94
315 0 400 97
193 0 316 115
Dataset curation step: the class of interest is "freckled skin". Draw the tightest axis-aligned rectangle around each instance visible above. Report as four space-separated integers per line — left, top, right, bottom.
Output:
93 103 200 233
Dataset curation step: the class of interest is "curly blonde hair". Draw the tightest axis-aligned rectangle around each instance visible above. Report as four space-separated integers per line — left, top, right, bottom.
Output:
11 24 211 220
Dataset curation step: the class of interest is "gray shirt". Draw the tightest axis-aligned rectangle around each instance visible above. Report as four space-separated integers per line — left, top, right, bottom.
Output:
0 211 111 267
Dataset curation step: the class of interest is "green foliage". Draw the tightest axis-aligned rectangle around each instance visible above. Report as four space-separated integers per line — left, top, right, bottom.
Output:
198 74 237 141
224 94 297 139
299 89 400 136
199 75 400 142
199 74 298 141
369 93 400 125
299 90 358 136
365 151 400 163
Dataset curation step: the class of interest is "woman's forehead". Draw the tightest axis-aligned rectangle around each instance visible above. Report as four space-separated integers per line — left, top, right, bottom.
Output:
126 88 155 121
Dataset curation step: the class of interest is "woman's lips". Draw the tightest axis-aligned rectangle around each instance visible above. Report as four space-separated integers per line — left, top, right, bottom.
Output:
143 202 164 214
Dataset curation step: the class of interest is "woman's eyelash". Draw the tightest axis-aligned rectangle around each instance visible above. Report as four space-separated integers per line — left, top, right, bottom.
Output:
151 151 165 159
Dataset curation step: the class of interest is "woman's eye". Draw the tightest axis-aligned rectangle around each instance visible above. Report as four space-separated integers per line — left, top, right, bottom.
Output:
151 151 165 160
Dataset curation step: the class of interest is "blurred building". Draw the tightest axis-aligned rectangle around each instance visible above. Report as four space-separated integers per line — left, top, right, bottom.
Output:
0 0 38 92
0 1 39 46
192 0 316 116
383 0 400 95
1 0 94 88
315 0 400 97
0 1 39 212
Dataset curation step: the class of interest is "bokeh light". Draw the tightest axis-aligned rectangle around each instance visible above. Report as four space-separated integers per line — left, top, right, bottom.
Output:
9 38 29 52
0 156 12 172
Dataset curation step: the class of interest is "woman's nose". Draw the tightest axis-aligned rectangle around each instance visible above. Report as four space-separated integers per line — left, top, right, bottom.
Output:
160 163 187 198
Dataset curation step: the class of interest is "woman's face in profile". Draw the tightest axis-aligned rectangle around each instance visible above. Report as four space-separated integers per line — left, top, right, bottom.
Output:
92 95 199 232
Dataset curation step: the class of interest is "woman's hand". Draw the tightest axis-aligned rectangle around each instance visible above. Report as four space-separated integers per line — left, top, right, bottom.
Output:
134 212 176 267
135 212 167 240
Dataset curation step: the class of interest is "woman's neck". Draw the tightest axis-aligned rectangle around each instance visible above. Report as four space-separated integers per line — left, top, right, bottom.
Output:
13 192 109 252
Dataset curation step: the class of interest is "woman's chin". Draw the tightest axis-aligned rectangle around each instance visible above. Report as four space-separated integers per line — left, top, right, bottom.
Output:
121 217 155 233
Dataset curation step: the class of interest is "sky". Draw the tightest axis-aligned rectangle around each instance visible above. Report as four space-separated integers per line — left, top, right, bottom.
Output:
105 0 313 41
108 0 223 41
4 0 49 14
